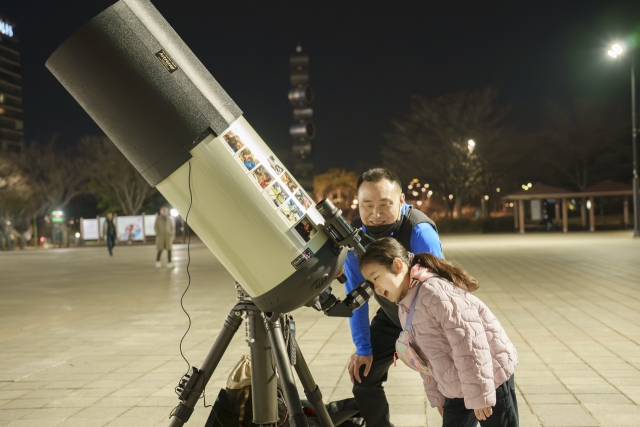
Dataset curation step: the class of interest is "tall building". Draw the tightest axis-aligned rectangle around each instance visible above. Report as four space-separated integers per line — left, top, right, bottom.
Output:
289 44 314 191
0 15 23 152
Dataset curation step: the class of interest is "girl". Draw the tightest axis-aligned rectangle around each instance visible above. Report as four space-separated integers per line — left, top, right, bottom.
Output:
359 238 519 427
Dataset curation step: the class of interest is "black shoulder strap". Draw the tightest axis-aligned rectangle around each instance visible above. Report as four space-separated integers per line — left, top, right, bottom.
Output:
398 207 437 250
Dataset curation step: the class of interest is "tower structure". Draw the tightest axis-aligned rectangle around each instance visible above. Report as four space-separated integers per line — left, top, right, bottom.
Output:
288 44 314 191
0 15 23 152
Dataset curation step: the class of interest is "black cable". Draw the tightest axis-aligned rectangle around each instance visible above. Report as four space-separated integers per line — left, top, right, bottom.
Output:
171 159 226 427
178 160 194 374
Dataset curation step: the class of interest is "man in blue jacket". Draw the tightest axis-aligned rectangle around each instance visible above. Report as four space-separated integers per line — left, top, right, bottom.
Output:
344 168 442 427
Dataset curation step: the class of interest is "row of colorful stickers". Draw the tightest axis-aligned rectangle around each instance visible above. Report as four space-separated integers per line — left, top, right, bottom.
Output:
220 129 317 243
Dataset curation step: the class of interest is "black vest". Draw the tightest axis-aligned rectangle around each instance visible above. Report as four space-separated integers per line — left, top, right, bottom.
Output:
351 207 438 328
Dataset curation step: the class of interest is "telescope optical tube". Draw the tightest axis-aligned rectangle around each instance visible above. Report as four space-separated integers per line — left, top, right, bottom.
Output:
46 0 348 314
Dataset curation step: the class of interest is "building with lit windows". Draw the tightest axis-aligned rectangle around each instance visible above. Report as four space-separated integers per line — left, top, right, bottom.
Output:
0 15 23 152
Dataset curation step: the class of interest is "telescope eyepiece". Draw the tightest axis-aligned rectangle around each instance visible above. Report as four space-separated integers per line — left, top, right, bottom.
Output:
343 281 374 312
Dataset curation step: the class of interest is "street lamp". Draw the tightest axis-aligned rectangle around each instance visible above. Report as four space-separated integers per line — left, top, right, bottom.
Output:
608 42 639 237
468 139 476 154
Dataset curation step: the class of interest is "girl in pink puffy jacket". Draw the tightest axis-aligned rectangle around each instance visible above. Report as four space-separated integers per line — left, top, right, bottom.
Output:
359 237 519 427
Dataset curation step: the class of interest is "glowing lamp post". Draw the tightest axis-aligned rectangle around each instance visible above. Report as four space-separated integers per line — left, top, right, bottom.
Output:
608 42 639 237
467 139 476 154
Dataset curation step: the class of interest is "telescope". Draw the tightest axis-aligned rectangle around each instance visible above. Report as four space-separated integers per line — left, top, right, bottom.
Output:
46 1 373 426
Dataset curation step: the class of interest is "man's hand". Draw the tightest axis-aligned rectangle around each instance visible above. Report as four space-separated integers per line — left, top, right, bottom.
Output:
437 406 443 418
474 406 493 421
348 353 373 384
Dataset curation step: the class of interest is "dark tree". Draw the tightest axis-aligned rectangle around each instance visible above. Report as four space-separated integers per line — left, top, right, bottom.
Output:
19 135 91 217
540 100 630 190
383 88 517 218
80 136 156 215
0 152 35 223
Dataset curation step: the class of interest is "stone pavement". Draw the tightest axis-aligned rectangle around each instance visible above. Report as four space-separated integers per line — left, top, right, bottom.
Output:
1 232 639 427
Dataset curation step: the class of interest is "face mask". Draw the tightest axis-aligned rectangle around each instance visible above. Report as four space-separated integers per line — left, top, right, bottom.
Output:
365 203 403 239
366 218 403 239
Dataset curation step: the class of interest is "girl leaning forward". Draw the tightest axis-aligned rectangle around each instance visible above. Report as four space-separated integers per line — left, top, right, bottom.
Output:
359 237 519 427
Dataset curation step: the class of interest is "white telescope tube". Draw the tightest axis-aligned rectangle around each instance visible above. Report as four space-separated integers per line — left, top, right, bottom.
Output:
46 0 347 313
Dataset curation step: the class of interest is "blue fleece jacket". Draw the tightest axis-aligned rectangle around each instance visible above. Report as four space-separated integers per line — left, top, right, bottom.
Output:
343 203 443 356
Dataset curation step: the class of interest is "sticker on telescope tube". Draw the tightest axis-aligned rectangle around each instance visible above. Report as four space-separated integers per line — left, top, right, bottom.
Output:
264 182 288 207
294 190 313 210
221 131 245 154
250 165 274 190
235 147 258 172
293 216 318 243
280 172 298 194
279 199 304 225
267 155 285 176
291 248 314 270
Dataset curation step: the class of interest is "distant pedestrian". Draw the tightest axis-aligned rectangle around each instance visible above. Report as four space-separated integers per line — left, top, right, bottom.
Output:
103 213 117 256
155 207 174 268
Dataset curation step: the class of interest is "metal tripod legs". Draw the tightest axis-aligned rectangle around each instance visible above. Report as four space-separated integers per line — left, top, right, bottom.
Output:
264 317 335 427
169 308 243 427
168 305 335 427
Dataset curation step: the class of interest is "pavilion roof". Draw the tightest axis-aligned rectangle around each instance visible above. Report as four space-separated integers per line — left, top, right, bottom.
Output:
583 180 632 193
510 182 572 196
502 180 633 200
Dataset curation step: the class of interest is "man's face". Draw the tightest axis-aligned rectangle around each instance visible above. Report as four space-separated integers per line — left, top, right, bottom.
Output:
106 213 113 220
160 207 168 217
358 179 405 227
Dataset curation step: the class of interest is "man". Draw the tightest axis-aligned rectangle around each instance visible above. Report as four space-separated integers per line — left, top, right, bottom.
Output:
343 168 442 427
155 206 175 268
102 212 117 256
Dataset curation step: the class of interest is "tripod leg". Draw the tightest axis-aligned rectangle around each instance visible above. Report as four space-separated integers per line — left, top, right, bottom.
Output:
247 310 278 424
265 317 309 427
291 336 335 427
168 309 243 427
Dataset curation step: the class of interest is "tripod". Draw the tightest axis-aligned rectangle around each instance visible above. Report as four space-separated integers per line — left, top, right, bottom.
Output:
168 284 337 427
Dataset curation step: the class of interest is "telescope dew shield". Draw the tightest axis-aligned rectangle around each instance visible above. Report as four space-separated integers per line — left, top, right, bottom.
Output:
46 0 347 313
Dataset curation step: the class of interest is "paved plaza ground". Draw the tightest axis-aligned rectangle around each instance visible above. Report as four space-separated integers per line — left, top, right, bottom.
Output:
1 232 639 427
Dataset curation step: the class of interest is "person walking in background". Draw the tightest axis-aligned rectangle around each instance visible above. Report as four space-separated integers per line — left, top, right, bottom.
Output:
103 212 117 256
155 206 174 268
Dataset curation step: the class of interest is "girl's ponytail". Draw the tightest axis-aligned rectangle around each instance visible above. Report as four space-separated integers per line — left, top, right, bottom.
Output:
411 253 479 292
359 237 479 293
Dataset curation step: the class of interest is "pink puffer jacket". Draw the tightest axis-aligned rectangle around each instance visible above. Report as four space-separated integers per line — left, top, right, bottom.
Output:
397 267 518 409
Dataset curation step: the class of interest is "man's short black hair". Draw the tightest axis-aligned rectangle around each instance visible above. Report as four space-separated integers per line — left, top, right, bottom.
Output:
356 168 403 192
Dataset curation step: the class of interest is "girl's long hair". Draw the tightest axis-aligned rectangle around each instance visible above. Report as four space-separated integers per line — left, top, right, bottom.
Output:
358 237 479 292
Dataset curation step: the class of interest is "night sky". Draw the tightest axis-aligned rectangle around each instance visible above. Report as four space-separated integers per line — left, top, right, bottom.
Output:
2 0 640 173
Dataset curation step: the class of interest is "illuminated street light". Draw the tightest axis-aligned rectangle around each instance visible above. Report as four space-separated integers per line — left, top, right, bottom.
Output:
170 208 179 217
607 41 639 237
467 139 476 154
608 43 623 58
